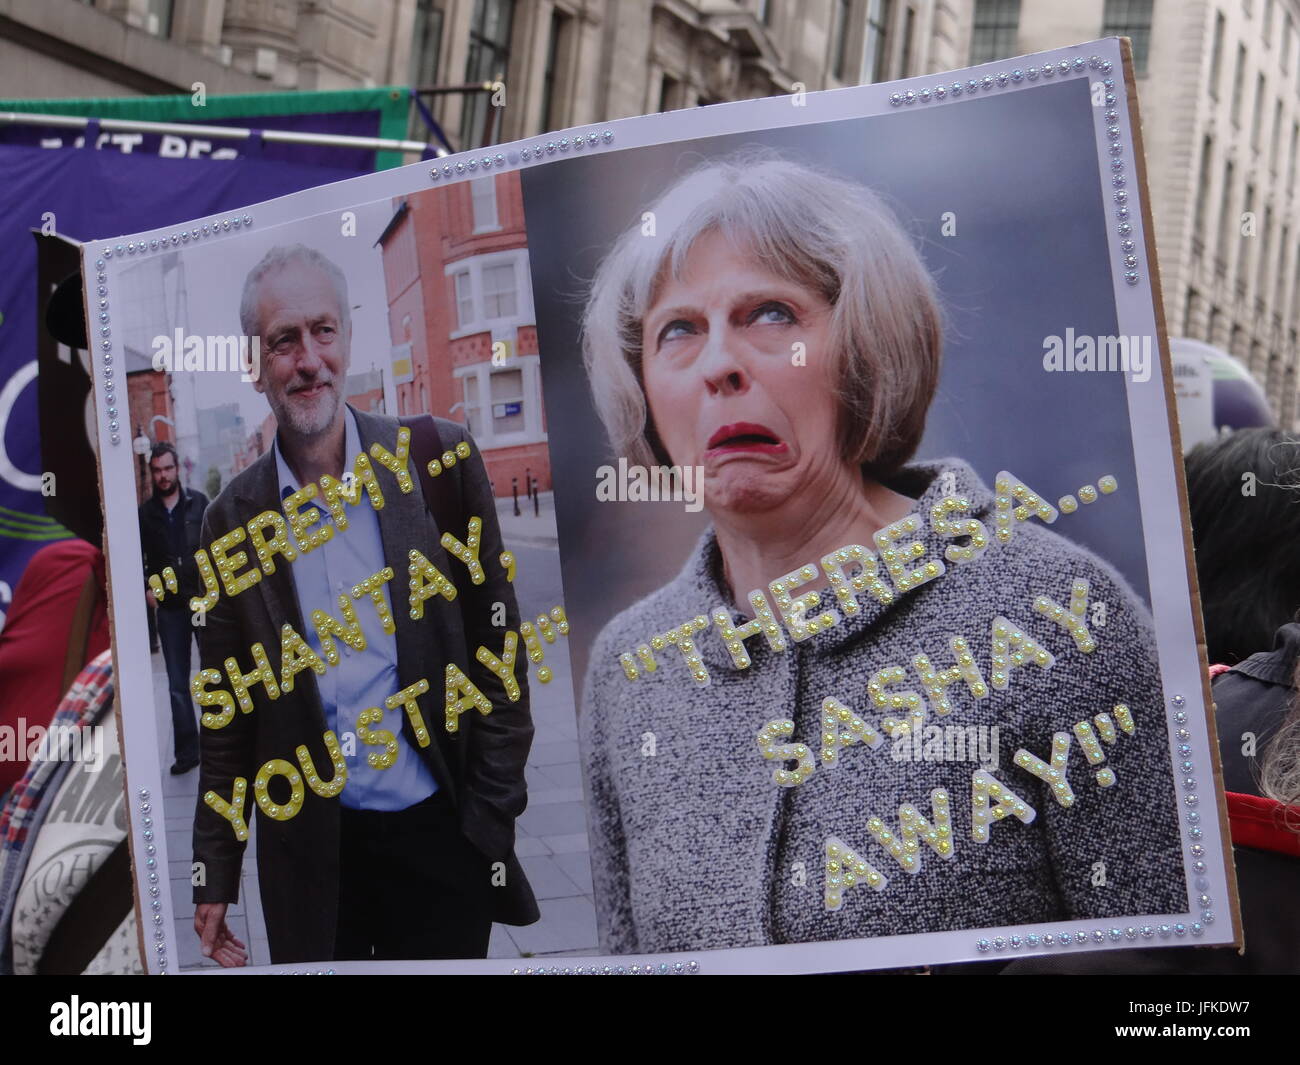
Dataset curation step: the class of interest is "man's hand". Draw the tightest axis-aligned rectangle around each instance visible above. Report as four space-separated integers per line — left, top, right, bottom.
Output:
145 588 157 608
194 902 248 967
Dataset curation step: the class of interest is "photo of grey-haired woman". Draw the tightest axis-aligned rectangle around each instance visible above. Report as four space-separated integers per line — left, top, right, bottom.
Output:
565 148 1183 955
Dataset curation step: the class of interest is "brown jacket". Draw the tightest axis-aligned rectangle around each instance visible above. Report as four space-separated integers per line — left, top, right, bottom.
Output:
191 408 537 963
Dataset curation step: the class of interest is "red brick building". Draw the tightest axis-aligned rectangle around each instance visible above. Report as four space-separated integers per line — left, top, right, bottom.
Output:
126 369 177 503
377 171 549 498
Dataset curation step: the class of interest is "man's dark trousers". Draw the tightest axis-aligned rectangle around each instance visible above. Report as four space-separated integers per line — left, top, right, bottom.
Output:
157 605 199 765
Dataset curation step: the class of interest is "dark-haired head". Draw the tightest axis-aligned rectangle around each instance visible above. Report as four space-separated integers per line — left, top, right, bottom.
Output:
1185 427 1300 664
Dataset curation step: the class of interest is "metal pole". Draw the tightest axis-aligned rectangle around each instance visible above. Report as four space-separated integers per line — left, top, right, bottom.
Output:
0 111 432 155
512 476 520 517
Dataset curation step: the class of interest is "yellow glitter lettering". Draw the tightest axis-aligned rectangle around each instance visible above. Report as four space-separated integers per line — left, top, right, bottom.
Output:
282 483 332 553
476 631 521 702
192 668 236 730
253 758 305 820
1013 732 1075 808
311 595 368 666
769 564 837 641
866 788 954 873
444 663 493 733
203 778 249 842
1032 577 1096 653
873 514 945 595
930 496 990 564
368 426 414 494
824 836 888 911
755 718 815 787
246 510 298 575
819 544 894 612
224 642 280 712
712 590 786 669
912 635 988 717
295 731 348 798
319 452 385 530
989 615 1056 690
819 696 882 767
407 548 458 620
210 525 261 599
970 769 1036 842
869 665 926 738
190 549 221 613
385 679 433 748
357 706 398 769
441 516 485 585
992 471 1058 545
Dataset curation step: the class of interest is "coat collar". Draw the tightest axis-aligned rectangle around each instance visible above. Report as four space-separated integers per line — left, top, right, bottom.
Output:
682 458 996 671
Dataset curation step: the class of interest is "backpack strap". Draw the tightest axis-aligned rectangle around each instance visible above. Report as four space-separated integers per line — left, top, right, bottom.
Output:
60 570 101 697
400 415 461 541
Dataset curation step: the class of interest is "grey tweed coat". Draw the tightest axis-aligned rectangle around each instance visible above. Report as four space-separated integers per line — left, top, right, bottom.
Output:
581 459 1186 955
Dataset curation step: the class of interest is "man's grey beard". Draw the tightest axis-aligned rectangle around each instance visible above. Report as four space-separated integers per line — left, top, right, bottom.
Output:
273 379 340 439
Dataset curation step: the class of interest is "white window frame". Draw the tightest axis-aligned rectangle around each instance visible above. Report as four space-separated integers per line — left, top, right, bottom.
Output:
445 249 534 339
453 354 545 448
470 176 501 233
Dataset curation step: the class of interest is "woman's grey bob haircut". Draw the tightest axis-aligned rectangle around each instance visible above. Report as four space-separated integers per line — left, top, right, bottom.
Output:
581 149 943 477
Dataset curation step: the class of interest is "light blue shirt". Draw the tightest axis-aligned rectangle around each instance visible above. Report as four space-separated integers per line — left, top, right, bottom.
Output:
273 408 439 811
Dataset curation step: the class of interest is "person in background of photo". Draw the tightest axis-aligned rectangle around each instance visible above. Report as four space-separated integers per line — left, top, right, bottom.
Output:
1002 430 1300 974
1185 428 1300 664
191 244 537 967
138 441 209 775
577 150 1184 954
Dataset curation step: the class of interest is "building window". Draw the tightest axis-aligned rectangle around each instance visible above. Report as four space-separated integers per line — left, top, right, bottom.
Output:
1207 305 1221 344
758 0 772 24
1216 159 1235 265
470 176 499 233
1209 11 1226 96
1270 98 1283 170
1193 135 1213 238
1290 122 1299 188
970 0 1019 65
1276 224 1290 308
1284 13 1293 71
658 73 680 112
461 0 515 150
456 356 544 447
1259 205 1273 300
1238 183 1255 290
1250 73 1265 149
446 249 534 338
864 0 894 82
490 367 526 434
539 8 573 133
1183 288 1199 335
1231 44 1246 125
481 263 517 318
454 271 475 328
899 5 917 76
409 1 443 89
1103 0 1153 75
144 0 174 38
832 0 853 80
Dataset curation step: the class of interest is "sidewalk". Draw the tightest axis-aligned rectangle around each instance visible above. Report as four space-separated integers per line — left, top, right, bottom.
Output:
496 490 557 549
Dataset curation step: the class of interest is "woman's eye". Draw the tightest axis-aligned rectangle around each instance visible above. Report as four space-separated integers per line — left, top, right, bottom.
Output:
750 302 796 325
658 320 696 345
